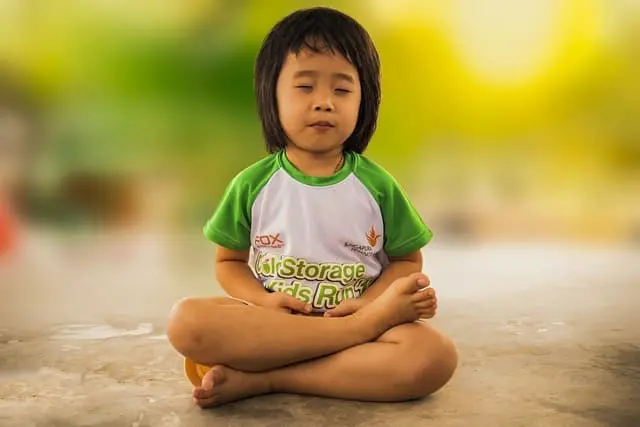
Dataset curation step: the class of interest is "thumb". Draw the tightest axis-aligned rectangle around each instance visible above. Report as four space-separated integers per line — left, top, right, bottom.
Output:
325 300 357 318
281 294 312 313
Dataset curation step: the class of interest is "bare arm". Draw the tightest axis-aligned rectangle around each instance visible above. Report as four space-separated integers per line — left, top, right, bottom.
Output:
214 247 270 305
360 250 425 302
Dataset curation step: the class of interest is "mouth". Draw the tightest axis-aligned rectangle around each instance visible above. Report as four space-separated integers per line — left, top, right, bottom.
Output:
309 121 335 128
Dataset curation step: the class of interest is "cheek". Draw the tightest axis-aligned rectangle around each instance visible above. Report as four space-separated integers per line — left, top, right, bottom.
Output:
278 108 298 137
343 94 362 132
277 94 302 132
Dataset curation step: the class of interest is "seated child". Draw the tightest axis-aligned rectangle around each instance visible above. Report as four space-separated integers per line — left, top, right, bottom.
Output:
167 6 458 408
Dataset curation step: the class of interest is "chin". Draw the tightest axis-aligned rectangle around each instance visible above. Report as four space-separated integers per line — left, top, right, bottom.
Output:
308 146 343 155
290 140 344 154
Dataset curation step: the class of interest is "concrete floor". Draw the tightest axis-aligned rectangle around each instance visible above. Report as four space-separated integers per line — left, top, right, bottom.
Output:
1 232 639 427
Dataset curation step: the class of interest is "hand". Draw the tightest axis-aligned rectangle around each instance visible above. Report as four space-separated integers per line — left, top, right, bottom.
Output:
260 292 313 315
324 298 369 318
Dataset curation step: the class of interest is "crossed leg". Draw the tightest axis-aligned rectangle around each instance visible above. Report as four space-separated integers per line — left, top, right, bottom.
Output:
166 274 458 407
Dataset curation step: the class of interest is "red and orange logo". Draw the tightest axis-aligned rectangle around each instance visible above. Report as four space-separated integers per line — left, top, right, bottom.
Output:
254 233 284 249
366 226 381 247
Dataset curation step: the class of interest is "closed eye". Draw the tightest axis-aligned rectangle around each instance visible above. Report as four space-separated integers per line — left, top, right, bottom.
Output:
295 85 313 92
335 88 351 94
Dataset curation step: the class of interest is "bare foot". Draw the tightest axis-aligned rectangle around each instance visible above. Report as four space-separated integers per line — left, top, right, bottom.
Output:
356 272 431 336
192 365 271 408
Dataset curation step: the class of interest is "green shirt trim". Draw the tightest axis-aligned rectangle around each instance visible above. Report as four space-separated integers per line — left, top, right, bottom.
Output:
279 150 353 187
352 154 433 257
203 154 281 250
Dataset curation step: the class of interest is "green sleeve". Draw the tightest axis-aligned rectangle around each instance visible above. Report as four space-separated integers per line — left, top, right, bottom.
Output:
353 154 433 257
203 154 281 250
203 174 252 250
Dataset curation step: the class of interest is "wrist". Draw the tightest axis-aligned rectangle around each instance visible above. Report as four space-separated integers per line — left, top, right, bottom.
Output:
253 291 271 307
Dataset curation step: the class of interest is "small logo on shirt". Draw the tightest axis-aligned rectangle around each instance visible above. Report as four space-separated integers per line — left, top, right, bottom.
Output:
345 226 381 256
255 233 284 249
366 226 381 247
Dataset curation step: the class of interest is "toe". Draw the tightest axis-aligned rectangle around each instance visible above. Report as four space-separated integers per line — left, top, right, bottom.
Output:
193 385 214 400
397 273 429 294
193 387 202 399
195 395 217 408
420 306 437 317
192 366 230 408
415 300 435 308
197 367 221 397
412 288 433 302
209 366 227 386
202 366 227 391
413 273 430 287
420 308 436 317
201 373 215 393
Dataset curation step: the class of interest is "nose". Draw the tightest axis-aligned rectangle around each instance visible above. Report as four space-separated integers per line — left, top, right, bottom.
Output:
314 103 333 112
312 90 334 112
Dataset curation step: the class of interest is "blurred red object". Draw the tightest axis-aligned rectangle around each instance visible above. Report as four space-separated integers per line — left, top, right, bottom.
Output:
0 203 18 255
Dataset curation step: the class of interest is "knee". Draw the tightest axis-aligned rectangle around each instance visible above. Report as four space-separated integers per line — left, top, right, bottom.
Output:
166 297 208 357
399 332 458 399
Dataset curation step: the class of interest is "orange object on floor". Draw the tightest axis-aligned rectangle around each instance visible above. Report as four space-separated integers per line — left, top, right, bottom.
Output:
184 359 211 387
0 204 17 255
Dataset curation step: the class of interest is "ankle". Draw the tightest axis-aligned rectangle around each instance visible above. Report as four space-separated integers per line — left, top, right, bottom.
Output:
350 309 384 341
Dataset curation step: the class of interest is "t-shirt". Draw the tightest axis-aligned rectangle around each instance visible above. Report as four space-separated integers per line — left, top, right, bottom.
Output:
204 150 432 313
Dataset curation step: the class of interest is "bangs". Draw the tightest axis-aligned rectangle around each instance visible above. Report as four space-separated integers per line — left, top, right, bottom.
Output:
290 32 356 65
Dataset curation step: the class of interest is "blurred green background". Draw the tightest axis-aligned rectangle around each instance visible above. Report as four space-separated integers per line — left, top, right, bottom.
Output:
1 0 638 246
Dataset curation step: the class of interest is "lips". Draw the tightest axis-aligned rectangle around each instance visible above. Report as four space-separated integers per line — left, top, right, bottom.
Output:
309 121 334 128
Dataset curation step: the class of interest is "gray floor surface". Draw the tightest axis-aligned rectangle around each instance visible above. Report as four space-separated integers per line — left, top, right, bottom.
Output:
1 233 638 426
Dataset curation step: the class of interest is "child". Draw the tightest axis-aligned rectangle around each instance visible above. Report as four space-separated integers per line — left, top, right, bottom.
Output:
167 7 457 408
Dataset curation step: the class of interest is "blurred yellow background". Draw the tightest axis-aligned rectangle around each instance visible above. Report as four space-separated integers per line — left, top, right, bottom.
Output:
1 0 638 248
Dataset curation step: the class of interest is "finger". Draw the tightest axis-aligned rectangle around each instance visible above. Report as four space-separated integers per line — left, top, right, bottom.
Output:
325 306 354 318
282 295 312 313
325 305 343 317
324 308 337 317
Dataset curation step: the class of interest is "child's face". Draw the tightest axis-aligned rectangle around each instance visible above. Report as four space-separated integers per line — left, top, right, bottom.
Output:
276 48 361 154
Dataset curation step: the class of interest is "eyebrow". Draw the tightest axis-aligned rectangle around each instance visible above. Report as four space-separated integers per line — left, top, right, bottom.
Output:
292 70 355 84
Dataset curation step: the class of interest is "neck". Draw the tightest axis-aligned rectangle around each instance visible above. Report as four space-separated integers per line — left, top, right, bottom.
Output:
285 146 344 177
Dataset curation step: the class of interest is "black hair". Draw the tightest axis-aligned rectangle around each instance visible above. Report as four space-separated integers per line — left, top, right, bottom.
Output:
254 7 381 154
